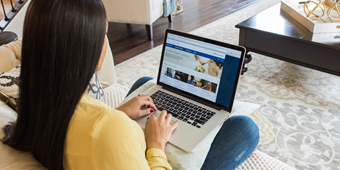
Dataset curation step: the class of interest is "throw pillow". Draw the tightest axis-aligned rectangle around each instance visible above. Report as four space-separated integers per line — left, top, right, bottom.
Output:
88 73 104 101
163 0 176 17
103 83 129 109
0 65 20 110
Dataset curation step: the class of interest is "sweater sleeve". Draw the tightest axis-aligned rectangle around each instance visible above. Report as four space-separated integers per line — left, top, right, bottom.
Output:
146 148 172 170
91 110 172 170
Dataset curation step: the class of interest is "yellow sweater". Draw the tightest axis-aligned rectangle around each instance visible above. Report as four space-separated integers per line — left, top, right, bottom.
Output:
63 94 172 170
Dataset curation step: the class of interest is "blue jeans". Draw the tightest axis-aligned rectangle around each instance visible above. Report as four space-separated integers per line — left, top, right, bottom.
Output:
128 77 260 170
126 76 154 97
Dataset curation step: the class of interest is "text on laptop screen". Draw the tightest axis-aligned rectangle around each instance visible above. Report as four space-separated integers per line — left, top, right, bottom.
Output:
159 33 242 108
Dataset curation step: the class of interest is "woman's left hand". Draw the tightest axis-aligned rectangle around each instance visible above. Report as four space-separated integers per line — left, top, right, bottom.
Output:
116 95 157 119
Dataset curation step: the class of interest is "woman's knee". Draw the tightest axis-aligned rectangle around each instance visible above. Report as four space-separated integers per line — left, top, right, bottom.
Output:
126 76 154 97
227 115 260 144
136 76 153 82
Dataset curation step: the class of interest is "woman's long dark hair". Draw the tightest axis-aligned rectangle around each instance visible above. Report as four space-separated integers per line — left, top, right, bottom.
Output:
1 0 106 169
212 60 224 69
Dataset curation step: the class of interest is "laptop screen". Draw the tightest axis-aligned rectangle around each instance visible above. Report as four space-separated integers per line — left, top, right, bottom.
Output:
158 31 244 109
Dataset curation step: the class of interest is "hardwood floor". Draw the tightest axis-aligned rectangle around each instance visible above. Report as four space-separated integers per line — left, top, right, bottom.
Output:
0 0 12 20
107 0 261 65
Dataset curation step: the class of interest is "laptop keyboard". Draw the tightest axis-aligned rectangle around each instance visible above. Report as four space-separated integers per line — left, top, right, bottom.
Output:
150 90 216 128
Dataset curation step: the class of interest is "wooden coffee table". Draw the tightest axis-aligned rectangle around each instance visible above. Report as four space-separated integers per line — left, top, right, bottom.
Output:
236 4 340 76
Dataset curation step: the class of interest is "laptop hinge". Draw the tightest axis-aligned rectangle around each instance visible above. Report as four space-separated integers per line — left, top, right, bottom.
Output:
162 86 223 111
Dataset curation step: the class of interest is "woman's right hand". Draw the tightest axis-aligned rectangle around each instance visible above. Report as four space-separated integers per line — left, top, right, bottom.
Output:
194 55 199 60
144 111 178 152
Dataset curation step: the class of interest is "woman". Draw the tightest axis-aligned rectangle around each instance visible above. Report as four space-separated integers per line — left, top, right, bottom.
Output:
2 0 259 169
194 55 223 78
202 82 214 93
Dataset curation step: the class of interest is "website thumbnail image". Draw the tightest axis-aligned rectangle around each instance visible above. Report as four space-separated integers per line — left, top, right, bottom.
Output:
164 46 224 79
165 67 217 93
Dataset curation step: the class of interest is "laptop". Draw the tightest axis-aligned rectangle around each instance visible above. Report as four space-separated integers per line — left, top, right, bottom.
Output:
135 29 246 152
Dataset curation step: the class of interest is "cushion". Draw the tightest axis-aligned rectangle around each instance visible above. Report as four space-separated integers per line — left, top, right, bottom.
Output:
231 101 261 116
0 68 105 109
163 0 175 17
0 65 20 111
0 100 17 129
236 150 296 170
0 100 45 170
152 0 163 10
103 83 129 109
87 73 104 101
0 40 21 73
96 36 117 89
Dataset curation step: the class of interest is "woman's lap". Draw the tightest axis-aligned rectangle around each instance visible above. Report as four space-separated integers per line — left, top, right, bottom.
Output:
201 116 259 170
128 77 260 170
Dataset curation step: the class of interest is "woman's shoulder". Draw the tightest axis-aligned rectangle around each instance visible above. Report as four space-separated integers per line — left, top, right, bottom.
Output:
73 94 130 126
76 95 145 151
65 95 138 155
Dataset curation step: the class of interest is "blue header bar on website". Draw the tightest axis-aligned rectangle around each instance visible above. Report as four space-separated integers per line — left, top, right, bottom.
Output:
167 33 241 58
166 43 225 63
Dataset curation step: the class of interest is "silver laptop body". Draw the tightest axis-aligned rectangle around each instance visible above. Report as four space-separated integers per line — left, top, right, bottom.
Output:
135 29 246 152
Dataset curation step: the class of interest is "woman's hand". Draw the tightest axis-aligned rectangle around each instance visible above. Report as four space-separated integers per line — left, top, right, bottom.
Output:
195 55 207 66
144 111 178 152
194 55 200 60
116 95 157 119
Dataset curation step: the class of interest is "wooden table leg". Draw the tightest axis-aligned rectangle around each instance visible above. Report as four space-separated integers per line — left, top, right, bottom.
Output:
241 52 252 75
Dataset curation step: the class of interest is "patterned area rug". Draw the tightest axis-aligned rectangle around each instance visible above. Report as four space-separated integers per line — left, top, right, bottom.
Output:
115 0 340 169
